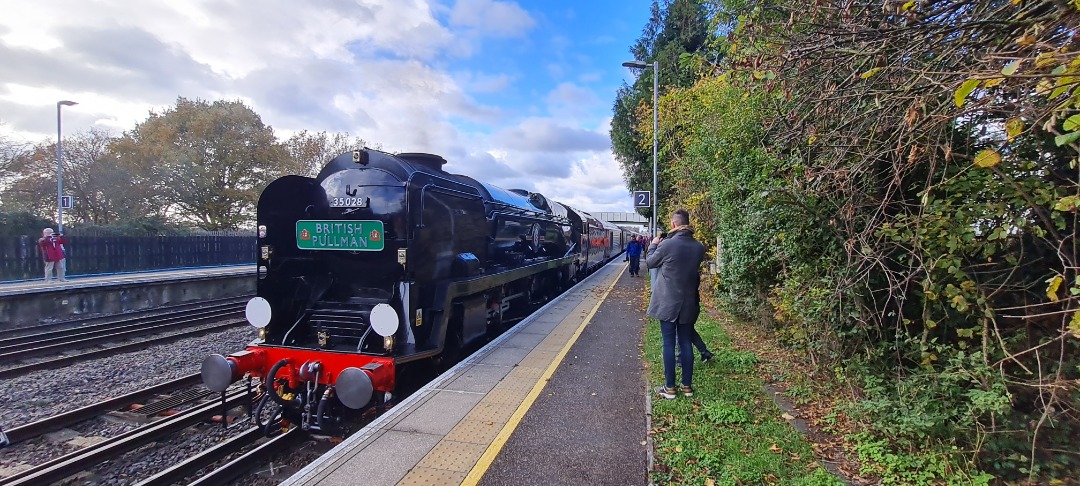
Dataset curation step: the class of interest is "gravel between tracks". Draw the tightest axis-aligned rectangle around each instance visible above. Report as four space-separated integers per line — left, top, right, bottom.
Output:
0 325 256 426
0 325 257 480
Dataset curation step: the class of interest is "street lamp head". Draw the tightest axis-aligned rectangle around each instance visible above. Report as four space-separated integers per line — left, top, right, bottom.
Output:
621 60 648 69
58 100 77 107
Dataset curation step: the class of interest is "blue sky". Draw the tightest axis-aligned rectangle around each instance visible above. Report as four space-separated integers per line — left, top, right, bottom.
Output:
0 0 653 213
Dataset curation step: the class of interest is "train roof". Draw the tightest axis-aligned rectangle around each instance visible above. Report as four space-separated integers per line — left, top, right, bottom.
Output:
477 182 547 213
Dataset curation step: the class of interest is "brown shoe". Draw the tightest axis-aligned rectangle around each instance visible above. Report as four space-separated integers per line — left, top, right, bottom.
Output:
680 386 694 397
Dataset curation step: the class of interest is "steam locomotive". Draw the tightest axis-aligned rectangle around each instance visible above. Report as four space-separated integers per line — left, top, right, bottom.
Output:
201 149 635 434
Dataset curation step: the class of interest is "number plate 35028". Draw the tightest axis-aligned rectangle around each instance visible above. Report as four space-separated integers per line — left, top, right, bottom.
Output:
330 197 368 208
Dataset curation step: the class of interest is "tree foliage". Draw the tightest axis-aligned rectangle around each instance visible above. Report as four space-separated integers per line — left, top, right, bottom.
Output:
0 126 31 198
620 0 1080 481
612 0 721 223
0 100 370 231
283 130 374 178
109 97 291 230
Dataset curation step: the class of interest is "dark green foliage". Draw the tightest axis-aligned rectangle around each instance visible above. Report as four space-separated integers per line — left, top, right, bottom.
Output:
611 0 722 221
0 211 54 238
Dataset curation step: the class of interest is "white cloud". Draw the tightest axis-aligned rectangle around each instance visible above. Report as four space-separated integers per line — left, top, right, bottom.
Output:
448 0 536 38
0 0 634 214
492 118 609 153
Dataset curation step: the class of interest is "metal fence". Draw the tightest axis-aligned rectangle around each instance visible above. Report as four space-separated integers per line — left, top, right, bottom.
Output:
0 230 256 282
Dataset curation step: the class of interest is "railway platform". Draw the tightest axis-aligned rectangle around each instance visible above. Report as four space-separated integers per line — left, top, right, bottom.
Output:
0 266 255 329
283 259 650 486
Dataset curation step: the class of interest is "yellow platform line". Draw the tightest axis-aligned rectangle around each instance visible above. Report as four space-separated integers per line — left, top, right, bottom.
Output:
461 265 625 485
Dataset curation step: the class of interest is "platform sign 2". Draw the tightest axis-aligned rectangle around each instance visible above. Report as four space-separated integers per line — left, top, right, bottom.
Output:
633 191 651 208
296 220 384 251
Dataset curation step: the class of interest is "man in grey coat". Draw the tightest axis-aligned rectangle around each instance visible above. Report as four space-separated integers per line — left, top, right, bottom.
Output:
646 209 706 399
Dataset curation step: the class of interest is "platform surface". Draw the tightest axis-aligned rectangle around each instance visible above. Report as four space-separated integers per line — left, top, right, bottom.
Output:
0 265 255 297
283 260 650 486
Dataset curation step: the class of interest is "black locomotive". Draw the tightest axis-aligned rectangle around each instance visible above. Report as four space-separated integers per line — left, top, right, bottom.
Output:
201 149 634 434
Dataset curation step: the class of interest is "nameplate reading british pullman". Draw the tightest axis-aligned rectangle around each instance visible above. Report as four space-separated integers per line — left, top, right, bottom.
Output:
295 220 384 251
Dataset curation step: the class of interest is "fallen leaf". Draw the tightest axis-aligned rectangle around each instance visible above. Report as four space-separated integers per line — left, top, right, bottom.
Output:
768 444 783 453
781 413 795 421
640 440 647 445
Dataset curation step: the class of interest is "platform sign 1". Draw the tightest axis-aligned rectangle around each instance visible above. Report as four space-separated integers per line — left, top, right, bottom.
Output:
296 220 384 251
633 191 651 208
60 195 73 209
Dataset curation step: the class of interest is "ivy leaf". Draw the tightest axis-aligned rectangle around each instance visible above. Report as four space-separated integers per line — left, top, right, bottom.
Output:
1065 115 1080 132
1001 59 1023 76
1054 195 1080 212
1055 131 1080 146
1005 118 1024 141
1047 275 1064 302
860 67 882 79
1050 83 1073 99
954 79 980 107
1070 310 1080 339
974 149 1001 168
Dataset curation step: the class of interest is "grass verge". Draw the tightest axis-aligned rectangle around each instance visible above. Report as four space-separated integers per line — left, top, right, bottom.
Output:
646 313 843 486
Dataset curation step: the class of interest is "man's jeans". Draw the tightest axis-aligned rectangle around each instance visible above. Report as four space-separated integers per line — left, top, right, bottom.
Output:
660 320 694 388
629 255 640 275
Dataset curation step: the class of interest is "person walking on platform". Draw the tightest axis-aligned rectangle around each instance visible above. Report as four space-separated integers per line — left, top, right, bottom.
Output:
38 227 67 282
646 209 706 400
625 235 643 276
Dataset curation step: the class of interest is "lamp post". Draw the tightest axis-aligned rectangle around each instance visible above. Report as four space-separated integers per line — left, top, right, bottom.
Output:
56 100 77 233
621 60 659 238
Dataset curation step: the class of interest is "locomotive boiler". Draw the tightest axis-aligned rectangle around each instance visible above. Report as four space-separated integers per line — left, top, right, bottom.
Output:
201 149 627 434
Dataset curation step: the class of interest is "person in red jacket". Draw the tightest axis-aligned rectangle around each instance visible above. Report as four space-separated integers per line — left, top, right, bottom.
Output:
38 228 67 282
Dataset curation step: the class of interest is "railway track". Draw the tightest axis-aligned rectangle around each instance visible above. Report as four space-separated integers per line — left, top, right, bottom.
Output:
0 389 251 486
0 297 248 340
2 373 204 446
0 299 245 362
136 428 304 486
0 321 244 380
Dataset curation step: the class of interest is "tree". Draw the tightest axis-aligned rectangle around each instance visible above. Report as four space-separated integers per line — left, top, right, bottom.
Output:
283 130 372 177
110 97 291 230
611 0 719 221
59 128 151 225
0 126 32 205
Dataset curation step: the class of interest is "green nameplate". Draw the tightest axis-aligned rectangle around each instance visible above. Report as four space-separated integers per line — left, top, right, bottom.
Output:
296 220 385 251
